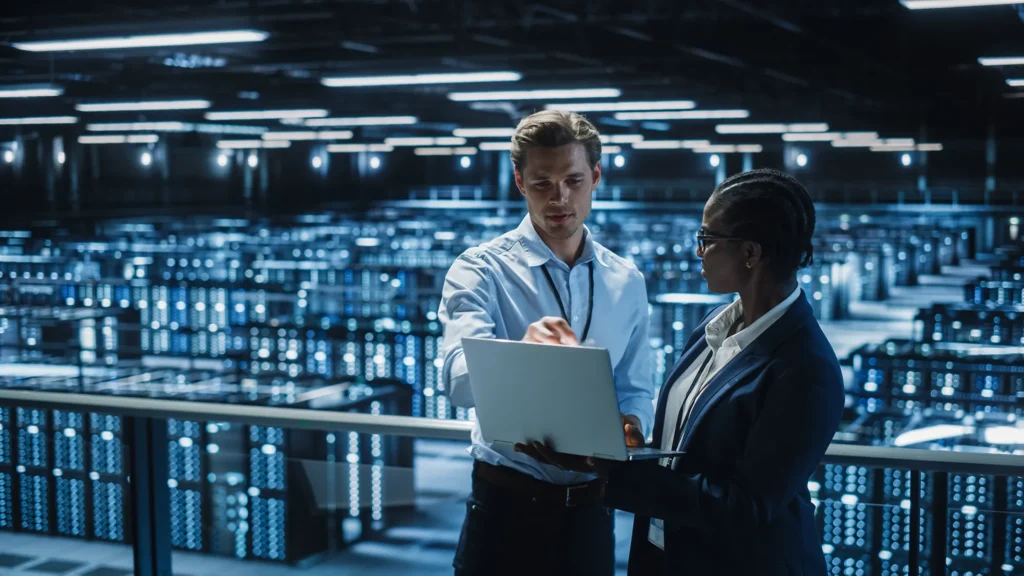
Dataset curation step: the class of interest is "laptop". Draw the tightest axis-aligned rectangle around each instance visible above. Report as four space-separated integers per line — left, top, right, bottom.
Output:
462 337 685 461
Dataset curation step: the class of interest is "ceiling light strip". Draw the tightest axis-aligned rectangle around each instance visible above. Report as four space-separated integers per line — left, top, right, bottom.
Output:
716 123 829 134
544 101 696 112
0 116 78 125
205 109 328 121
78 135 159 144
448 88 621 102
76 100 211 112
323 72 521 88
301 116 418 127
216 140 291 149
614 110 750 121
13 30 269 52
413 147 478 156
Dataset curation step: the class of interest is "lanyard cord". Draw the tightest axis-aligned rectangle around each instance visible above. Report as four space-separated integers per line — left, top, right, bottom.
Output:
539 260 594 343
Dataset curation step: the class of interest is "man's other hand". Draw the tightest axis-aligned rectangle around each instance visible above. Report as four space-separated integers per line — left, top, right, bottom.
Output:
622 414 644 447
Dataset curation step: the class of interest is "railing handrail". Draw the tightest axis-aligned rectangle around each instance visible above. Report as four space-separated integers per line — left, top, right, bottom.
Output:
1 388 1022 475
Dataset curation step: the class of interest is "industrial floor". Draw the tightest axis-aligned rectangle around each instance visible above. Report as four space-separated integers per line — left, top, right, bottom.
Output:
0 265 972 575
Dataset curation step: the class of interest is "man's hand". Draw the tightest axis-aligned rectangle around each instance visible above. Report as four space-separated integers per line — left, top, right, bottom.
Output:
522 317 579 346
622 414 645 447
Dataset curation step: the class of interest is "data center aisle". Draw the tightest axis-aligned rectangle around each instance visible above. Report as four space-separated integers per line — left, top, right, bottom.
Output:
0 262 980 575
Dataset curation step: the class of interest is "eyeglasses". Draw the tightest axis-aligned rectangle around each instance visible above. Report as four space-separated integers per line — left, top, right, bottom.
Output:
695 228 746 252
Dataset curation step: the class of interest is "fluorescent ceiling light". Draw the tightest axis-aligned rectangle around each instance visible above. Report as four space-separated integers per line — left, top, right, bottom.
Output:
76 99 211 112
600 134 644 144
448 88 621 102
602 145 622 154
78 135 159 144
869 143 943 152
300 116 418 127
0 84 63 98
88 122 191 132
86 121 265 135
902 0 1019 8
614 110 750 121
478 142 512 151
1008 79 1024 87
0 116 77 125
979 57 1024 66
322 71 521 88
544 101 696 112
413 147 478 156
453 128 516 138
691 145 764 154
216 140 290 149
632 140 710 150
716 123 828 134
385 137 466 147
192 124 267 135
13 30 268 52
205 109 328 121
782 132 879 142
326 144 394 153
833 138 915 148
260 131 353 141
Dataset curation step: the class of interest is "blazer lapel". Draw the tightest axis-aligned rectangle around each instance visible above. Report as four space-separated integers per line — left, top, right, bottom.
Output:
674 295 816 453
676 353 767 451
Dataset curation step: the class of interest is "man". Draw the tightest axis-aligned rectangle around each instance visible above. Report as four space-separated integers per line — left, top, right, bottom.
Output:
438 109 654 575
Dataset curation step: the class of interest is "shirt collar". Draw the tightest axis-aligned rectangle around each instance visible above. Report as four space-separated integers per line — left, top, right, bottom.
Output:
516 215 609 269
705 286 803 351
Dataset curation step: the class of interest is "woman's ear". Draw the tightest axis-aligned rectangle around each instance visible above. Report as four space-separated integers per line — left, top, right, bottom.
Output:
745 241 763 267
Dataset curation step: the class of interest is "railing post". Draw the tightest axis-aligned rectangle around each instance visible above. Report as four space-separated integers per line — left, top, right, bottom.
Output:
931 472 948 576
909 470 922 576
128 417 172 576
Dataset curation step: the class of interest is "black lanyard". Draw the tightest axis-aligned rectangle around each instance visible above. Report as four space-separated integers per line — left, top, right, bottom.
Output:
670 316 743 450
540 260 594 343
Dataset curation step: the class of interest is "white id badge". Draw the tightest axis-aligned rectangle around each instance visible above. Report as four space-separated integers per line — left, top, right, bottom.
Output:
647 518 665 550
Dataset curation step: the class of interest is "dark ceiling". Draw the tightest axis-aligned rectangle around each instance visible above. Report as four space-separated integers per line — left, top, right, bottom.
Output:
1 0 1023 144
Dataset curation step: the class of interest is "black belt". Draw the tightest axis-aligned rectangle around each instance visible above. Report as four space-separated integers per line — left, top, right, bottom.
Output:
473 461 605 508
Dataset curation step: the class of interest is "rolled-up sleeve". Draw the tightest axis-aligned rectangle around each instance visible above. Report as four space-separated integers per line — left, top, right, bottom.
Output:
613 269 655 437
438 252 497 408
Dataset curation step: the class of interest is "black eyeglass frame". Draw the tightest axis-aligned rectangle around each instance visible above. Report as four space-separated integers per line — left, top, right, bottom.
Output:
695 228 747 251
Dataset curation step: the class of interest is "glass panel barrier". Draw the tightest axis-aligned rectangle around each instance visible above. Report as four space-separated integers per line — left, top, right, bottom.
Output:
166 429 635 575
0 401 135 574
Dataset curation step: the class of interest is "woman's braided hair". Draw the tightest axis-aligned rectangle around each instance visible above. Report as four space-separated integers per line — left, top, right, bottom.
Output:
710 169 816 280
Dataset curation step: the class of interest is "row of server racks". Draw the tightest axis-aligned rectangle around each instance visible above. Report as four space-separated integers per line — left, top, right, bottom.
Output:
0 209 1016 571
826 242 1024 576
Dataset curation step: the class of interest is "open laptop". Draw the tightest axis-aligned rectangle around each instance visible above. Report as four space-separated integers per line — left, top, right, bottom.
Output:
462 337 684 461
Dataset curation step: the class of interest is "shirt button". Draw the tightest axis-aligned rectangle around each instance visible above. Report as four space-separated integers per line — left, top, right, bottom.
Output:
573 315 579 321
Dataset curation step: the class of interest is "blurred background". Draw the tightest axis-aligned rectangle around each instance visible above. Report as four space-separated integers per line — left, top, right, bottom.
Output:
0 1 1023 575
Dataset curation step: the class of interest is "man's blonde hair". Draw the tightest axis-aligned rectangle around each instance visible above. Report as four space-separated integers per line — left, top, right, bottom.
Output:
510 110 602 172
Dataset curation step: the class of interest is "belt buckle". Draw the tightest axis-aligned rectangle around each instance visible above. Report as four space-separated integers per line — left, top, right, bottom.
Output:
564 484 586 507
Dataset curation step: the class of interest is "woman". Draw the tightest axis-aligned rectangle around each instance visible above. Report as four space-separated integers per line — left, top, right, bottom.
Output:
519 169 845 575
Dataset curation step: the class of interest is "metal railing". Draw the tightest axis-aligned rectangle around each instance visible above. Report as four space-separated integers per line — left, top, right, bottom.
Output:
0 387 1022 472
1 387 1023 575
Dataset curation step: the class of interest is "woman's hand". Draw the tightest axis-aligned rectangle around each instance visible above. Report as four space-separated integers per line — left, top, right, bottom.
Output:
514 439 614 476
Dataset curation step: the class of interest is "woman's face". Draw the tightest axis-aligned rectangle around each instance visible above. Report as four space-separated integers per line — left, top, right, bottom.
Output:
696 197 750 294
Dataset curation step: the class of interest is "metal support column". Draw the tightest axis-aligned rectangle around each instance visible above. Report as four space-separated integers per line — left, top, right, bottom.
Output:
128 417 172 576
909 470 922 576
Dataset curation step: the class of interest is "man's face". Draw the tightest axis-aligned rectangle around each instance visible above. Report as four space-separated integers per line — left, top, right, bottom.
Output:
514 143 600 241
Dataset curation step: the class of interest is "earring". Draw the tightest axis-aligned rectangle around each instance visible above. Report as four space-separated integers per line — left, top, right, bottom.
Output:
745 262 752 269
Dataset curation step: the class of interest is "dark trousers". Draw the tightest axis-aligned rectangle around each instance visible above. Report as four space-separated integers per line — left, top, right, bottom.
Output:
453 466 615 576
